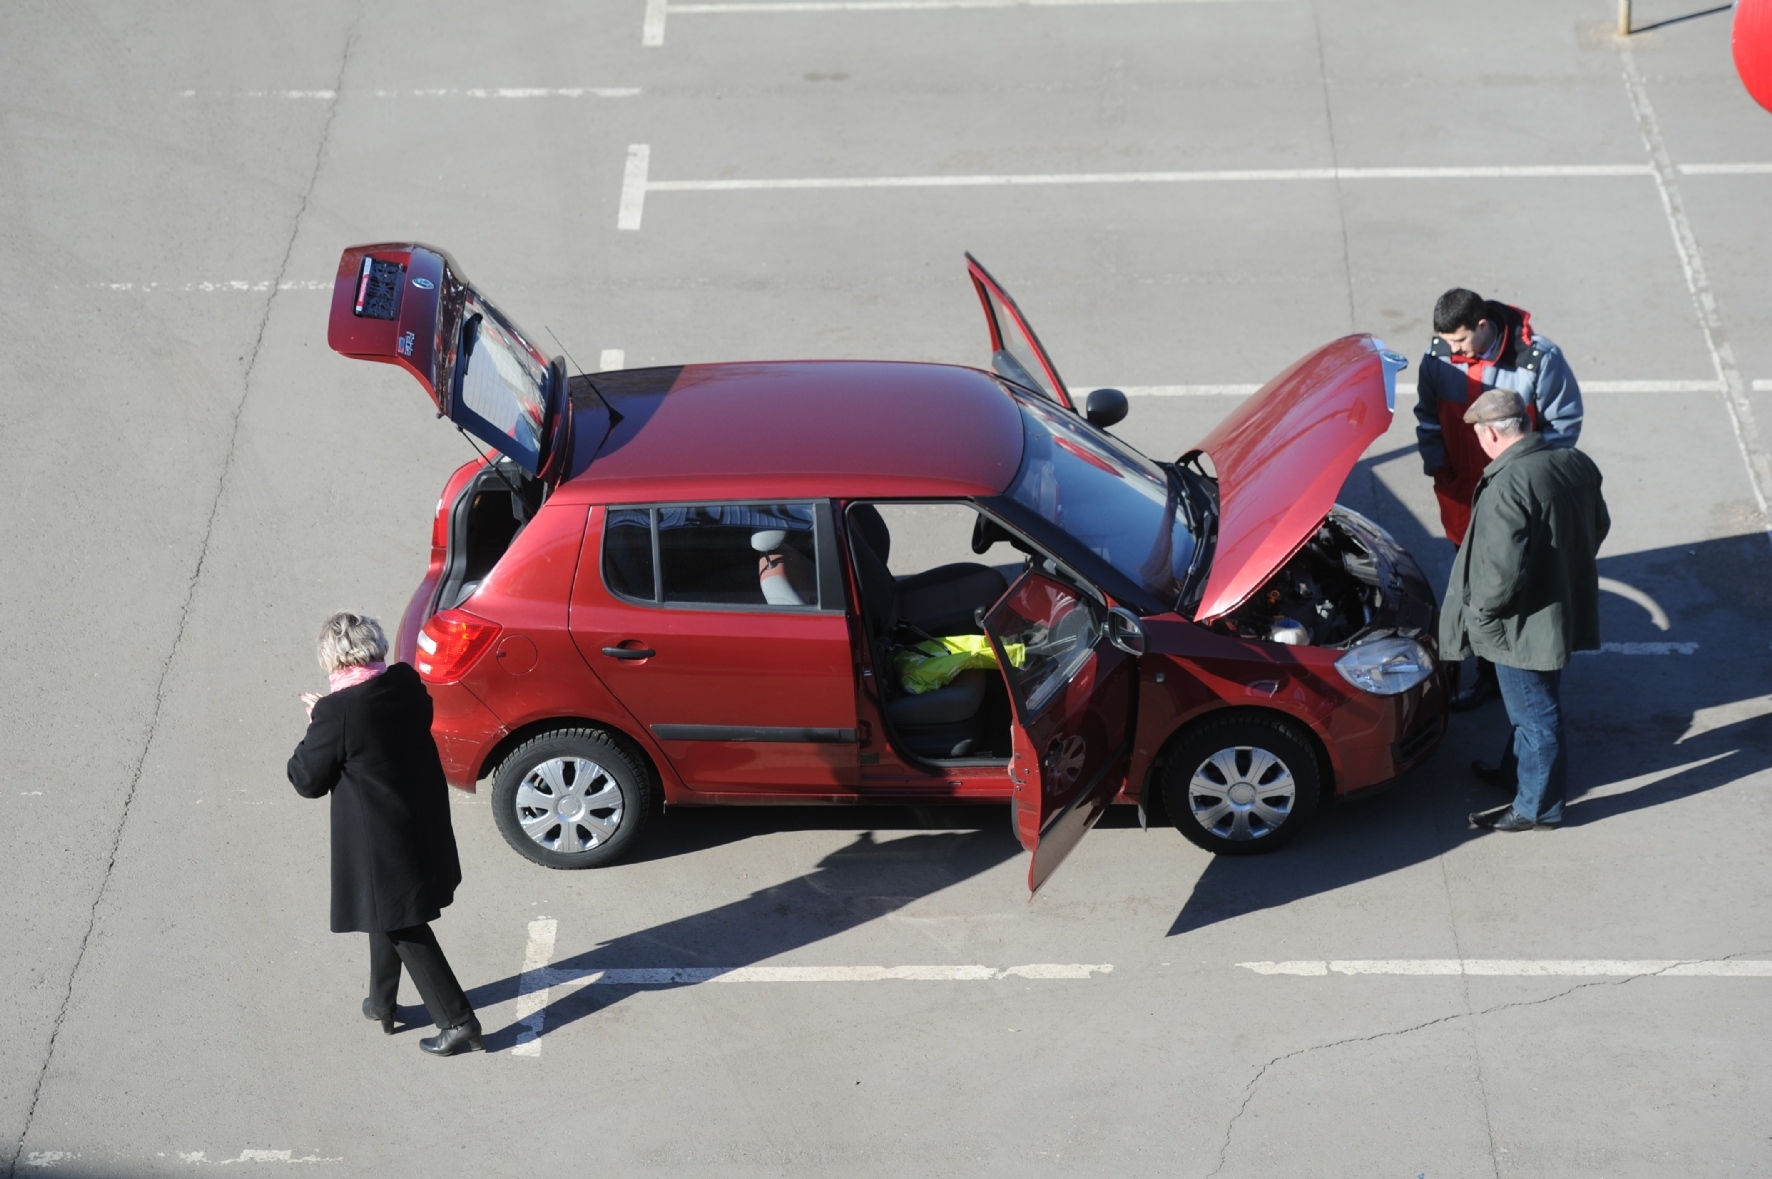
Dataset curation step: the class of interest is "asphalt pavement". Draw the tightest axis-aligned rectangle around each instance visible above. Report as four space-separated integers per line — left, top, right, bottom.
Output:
3 1 1771 1175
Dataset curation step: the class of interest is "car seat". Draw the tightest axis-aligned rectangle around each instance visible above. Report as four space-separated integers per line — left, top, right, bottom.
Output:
847 504 1003 759
848 504 1009 634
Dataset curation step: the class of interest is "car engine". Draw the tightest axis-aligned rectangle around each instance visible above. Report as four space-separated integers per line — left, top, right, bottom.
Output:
1215 516 1389 649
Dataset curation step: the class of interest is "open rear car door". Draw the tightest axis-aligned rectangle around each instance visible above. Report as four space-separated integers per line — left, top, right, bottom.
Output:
982 571 1139 894
327 243 567 480
966 254 1075 411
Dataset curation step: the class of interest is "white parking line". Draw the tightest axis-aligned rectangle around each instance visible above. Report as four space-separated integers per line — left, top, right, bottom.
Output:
1241 959 1772 977
24 1150 344 1167
49 291 1772 407
618 144 651 231
1622 49 1772 557
1577 379 1727 393
1676 163 1772 175
616 146 1772 229
638 162 1651 197
648 165 1655 189
643 0 1274 46
90 280 333 292
177 88 638 99
1596 578 1671 631
510 918 558 1058
1111 380 1726 398
508 926 1110 1057
541 963 1112 985
1117 384 1263 397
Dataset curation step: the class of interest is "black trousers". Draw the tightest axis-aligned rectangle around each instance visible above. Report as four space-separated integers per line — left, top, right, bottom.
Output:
368 923 473 1029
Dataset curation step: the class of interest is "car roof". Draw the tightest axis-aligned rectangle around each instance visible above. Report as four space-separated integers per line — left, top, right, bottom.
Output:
551 360 1027 504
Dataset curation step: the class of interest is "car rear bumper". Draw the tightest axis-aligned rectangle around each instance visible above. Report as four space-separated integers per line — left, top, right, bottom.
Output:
428 681 508 792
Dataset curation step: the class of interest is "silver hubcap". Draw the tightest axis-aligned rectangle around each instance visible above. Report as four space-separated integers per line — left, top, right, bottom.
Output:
1188 745 1296 841
515 756 625 854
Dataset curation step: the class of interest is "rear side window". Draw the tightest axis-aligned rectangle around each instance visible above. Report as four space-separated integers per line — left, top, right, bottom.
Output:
603 503 831 610
602 508 655 600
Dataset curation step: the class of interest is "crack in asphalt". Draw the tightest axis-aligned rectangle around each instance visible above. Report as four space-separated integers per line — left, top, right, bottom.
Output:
1430 803 1502 1179
1 15 361 1177
1204 948 1772 1179
1306 0 1357 336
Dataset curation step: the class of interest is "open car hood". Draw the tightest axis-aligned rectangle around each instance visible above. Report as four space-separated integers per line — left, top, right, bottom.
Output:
1190 335 1407 622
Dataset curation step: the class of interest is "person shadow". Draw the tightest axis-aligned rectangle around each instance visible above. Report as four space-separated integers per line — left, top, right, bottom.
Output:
1169 443 1772 936
460 811 1021 1050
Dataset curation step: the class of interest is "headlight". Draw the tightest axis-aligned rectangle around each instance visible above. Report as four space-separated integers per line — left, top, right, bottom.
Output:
1334 636 1434 695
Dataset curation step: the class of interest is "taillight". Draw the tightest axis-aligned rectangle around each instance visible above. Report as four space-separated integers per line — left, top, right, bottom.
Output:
416 609 502 683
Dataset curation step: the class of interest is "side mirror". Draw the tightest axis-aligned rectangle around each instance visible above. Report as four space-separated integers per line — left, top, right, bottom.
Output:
1084 387 1128 429
1105 605 1147 657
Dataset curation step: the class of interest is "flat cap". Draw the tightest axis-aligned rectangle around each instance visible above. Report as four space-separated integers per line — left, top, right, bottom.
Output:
1462 387 1527 425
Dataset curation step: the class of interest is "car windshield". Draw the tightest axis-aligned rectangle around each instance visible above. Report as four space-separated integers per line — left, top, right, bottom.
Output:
1006 394 1202 607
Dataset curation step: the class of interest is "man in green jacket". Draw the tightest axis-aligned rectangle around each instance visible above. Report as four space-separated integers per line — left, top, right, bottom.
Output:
1439 388 1610 832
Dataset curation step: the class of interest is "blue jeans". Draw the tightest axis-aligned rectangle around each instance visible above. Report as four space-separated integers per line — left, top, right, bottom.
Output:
1494 664 1566 823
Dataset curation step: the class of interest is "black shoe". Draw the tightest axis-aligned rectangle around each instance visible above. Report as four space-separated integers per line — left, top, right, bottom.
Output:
1470 759 1517 790
1449 677 1499 712
1469 806 1554 832
420 1016 483 1056
362 998 394 1035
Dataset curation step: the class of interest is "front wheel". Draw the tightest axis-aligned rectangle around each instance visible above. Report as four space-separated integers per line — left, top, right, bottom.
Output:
491 728 652 869
1161 715 1322 856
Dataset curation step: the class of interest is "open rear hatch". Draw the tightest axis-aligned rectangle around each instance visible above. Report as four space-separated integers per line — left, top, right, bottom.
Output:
326 243 568 480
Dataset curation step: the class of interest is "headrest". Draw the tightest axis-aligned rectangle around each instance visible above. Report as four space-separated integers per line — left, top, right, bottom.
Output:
751 529 788 552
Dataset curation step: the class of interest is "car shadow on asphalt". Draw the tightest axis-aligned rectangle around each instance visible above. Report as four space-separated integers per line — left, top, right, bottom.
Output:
623 802 1010 864
1167 694 1772 936
1169 457 1772 937
462 818 1021 1050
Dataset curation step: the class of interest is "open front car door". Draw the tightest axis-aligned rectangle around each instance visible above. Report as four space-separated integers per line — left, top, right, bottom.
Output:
983 571 1139 894
326 242 566 479
966 254 1075 411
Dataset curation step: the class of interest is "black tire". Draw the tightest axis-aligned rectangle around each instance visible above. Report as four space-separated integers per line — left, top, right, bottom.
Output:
490 728 653 869
1161 714 1323 856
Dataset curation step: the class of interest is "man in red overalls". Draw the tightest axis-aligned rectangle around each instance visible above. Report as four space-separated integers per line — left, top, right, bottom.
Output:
1417 288 1585 709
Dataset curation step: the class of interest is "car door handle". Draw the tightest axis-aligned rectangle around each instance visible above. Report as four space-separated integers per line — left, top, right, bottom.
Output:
601 646 656 661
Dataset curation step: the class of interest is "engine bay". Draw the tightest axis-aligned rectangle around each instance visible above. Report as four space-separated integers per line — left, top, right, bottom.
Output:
1215 515 1389 650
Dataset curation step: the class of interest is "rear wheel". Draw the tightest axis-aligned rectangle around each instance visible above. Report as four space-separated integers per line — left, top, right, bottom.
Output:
491 728 652 869
1161 715 1322 856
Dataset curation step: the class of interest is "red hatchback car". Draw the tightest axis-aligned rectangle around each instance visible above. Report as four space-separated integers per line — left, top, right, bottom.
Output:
328 244 1446 893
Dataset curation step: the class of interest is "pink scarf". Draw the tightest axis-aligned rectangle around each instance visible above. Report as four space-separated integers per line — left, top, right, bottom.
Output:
328 660 387 693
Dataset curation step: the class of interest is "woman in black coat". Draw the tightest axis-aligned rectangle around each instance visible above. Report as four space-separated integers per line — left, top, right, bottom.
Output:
287 612 481 1056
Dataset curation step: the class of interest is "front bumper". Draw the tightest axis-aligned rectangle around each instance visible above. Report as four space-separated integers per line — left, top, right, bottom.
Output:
1330 661 1449 794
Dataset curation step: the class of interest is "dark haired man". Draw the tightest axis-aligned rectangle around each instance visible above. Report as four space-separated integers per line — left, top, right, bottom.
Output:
1417 288 1584 709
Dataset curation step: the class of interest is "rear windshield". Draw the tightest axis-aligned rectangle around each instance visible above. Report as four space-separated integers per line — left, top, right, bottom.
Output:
456 298 550 472
1006 395 1199 606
